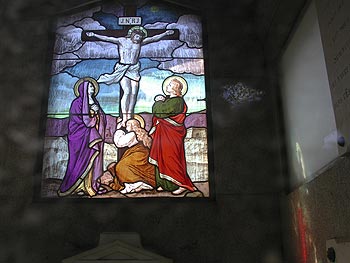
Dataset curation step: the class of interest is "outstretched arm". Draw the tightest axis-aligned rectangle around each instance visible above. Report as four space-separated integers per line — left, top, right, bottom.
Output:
86 32 121 45
141 30 174 45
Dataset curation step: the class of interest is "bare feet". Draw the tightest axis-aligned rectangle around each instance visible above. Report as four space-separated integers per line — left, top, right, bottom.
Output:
156 186 164 192
172 187 187 195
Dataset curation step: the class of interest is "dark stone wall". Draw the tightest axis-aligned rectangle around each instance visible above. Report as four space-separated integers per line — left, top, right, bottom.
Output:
281 156 350 263
0 0 306 262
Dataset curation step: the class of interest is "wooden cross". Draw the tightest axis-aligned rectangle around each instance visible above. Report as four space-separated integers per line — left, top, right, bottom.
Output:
81 4 179 42
82 28 179 41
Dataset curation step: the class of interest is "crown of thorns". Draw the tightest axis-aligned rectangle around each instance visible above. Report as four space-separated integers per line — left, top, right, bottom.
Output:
127 26 148 38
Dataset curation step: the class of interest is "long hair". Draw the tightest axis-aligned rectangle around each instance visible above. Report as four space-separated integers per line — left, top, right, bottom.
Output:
128 119 152 148
171 79 183 96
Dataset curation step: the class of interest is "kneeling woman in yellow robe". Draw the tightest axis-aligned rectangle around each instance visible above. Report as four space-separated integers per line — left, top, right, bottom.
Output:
107 118 155 194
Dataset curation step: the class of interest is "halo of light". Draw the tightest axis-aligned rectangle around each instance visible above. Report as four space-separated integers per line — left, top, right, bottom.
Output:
127 26 148 38
162 75 188 96
74 77 99 97
133 114 145 128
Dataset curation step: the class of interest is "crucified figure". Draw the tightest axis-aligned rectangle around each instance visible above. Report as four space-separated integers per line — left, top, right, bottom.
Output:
86 26 174 127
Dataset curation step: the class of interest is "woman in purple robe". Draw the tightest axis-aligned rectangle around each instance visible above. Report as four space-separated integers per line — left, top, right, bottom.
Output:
58 78 106 197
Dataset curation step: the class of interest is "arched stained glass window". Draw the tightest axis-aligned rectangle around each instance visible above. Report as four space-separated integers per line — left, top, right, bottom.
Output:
41 0 210 198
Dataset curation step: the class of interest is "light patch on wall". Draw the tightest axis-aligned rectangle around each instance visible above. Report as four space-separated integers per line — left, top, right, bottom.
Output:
222 82 264 106
296 142 307 179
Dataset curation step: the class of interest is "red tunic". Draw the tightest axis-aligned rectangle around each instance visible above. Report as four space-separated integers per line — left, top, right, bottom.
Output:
149 100 195 191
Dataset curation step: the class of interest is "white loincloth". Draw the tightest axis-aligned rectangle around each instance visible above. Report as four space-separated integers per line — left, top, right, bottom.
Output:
97 62 141 84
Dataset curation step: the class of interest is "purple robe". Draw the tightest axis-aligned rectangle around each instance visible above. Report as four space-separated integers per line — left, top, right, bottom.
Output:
58 81 106 196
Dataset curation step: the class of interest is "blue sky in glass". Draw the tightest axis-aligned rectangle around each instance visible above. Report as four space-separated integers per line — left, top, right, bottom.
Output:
64 59 115 80
138 1 184 25
92 3 183 29
48 62 205 116
92 11 123 30
64 58 161 80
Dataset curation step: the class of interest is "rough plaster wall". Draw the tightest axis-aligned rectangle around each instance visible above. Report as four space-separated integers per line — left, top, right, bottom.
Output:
281 156 350 263
279 1 350 262
0 0 292 262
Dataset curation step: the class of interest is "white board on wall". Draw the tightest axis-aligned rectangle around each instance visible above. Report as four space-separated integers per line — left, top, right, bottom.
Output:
280 0 338 188
315 0 350 155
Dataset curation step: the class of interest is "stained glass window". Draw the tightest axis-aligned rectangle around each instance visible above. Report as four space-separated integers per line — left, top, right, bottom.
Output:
41 0 210 198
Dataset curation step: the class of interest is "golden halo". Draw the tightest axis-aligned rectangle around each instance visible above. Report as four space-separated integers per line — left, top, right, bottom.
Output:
73 77 99 97
127 26 148 38
162 76 188 96
132 114 145 129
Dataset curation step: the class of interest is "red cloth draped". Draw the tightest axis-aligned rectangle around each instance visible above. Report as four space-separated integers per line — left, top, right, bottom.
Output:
149 103 195 191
